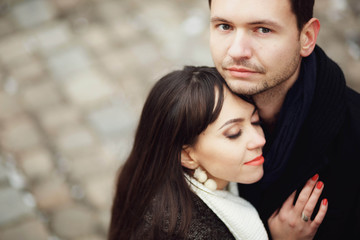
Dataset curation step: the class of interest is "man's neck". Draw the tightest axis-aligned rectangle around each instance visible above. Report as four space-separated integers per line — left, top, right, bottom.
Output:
253 73 299 132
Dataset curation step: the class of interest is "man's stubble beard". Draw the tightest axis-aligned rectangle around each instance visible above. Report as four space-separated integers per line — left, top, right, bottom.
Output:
225 52 302 98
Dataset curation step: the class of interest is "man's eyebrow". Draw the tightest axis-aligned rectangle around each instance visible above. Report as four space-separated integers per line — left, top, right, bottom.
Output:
211 17 282 29
210 16 232 24
248 20 282 29
218 118 244 130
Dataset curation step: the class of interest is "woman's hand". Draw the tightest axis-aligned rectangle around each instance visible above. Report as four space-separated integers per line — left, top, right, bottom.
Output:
268 174 328 240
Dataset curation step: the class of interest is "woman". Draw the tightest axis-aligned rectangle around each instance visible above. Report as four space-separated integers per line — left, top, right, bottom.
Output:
108 66 327 239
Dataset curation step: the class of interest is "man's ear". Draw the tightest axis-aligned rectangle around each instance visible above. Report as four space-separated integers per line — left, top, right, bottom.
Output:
300 18 320 57
180 146 199 170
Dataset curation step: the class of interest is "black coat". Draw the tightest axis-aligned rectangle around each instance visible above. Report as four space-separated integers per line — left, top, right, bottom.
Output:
240 46 360 239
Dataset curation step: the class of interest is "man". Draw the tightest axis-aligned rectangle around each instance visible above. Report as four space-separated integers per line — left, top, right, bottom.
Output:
208 0 360 239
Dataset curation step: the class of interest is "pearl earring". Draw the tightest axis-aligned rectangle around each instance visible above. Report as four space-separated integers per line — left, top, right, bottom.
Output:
193 167 217 191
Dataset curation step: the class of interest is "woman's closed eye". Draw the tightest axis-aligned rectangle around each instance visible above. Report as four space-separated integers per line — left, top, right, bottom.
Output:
226 130 242 139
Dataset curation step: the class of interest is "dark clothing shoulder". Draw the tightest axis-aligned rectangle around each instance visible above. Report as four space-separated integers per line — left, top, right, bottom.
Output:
135 193 235 240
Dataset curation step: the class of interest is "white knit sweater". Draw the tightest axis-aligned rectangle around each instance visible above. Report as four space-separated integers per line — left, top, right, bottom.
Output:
186 175 269 240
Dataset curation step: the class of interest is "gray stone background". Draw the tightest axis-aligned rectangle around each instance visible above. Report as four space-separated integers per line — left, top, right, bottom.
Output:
0 0 358 239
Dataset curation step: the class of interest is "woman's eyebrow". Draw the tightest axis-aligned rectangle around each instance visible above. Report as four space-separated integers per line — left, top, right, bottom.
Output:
218 118 244 130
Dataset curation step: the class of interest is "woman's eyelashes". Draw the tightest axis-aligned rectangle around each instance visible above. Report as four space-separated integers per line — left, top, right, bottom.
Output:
224 121 262 139
225 130 242 139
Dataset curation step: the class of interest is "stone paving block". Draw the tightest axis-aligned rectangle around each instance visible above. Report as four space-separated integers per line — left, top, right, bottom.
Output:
126 41 160 67
38 105 81 134
19 148 54 180
105 137 134 167
0 187 34 225
0 33 32 66
50 0 85 12
11 0 56 28
81 25 113 55
0 218 49 240
0 116 42 152
99 50 132 77
3 76 20 95
98 209 111 233
348 0 360 14
63 69 114 106
87 102 136 139
116 73 152 110
33 22 72 54
53 125 95 154
109 18 142 44
346 61 360 88
83 173 114 210
0 163 8 185
67 147 117 181
9 59 45 84
0 17 14 38
51 204 97 239
137 2 182 42
32 176 72 211
47 45 92 79
0 93 23 121
95 0 126 22
21 81 62 111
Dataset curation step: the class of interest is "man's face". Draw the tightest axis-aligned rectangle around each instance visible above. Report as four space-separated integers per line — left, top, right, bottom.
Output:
210 0 303 96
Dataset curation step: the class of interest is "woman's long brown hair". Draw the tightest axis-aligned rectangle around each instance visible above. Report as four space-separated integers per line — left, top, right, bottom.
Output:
108 66 226 239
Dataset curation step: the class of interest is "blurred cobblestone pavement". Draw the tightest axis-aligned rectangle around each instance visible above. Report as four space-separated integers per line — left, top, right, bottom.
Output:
0 0 359 239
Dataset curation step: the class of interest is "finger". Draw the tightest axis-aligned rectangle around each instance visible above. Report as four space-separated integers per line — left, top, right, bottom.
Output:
311 198 328 229
302 181 324 219
294 174 319 213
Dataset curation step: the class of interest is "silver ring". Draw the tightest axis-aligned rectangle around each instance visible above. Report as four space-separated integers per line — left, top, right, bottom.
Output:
301 212 309 222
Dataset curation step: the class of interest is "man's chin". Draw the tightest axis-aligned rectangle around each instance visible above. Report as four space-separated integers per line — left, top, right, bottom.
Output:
227 81 263 96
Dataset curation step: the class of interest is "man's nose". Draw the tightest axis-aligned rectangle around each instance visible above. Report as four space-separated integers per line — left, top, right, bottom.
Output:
227 31 253 60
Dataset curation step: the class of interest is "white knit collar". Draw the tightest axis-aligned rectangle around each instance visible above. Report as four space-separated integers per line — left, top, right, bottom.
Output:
185 175 268 240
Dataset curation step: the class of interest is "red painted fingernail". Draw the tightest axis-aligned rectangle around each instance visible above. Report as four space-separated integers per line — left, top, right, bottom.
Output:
316 181 323 189
322 198 328 205
311 174 319 181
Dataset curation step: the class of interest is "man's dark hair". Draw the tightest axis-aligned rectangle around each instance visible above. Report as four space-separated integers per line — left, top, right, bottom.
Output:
208 0 315 30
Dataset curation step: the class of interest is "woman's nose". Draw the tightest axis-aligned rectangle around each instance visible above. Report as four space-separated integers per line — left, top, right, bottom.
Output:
247 128 266 149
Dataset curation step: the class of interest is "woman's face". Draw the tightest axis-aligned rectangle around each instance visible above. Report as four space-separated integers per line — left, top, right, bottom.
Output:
185 86 266 189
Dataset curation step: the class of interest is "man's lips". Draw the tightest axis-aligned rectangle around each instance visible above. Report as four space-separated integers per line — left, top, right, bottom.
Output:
226 67 258 78
244 155 264 166
227 67 256 73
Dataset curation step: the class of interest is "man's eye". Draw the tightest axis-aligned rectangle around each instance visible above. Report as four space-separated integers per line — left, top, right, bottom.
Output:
218 24 231 31
257 27 271 34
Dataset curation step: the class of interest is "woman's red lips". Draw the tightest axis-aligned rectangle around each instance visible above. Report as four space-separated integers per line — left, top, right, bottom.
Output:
244 155 264 166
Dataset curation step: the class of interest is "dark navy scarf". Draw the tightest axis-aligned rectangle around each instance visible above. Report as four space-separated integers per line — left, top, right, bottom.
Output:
237 51 317 203
261 52 317 187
